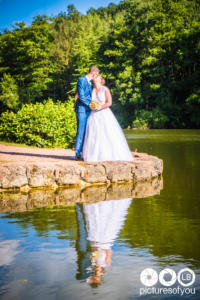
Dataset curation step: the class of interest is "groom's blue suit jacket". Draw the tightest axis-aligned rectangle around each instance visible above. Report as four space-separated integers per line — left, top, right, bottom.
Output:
75 75 92 112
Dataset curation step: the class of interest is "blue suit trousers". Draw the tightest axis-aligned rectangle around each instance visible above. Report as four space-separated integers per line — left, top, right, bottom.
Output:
75 109 90 157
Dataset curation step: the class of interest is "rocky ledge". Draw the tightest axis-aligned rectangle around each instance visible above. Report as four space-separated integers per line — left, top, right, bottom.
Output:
0 144 163 190
0 178 163 213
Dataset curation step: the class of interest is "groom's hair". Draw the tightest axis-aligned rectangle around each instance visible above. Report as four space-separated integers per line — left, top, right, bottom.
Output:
89 65 99 74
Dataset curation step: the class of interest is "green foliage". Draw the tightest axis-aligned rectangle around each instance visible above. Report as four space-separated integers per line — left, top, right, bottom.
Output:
68 12 113 92
0 16 55 104
0 73 19 111
0 98 76 148
0 0 199 138
99 0 200 128
185 88 200 127
132 108 169 129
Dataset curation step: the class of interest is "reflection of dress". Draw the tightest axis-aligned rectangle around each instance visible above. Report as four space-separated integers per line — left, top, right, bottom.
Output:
83 198 132 250
75 198 132 276
82 86 134 162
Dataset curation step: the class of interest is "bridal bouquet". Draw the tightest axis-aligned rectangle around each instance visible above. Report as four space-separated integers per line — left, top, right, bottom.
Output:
89 99 101 110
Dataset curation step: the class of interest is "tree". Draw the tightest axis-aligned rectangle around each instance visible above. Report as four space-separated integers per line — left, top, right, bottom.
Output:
0 0 199 129
0 73 19 111
0 16 54 104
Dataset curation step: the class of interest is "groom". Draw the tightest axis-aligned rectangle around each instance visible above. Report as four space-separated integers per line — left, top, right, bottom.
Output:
75 66 100 160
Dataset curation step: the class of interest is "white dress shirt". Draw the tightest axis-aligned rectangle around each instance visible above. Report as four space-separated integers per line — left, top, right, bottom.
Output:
86 75 92 85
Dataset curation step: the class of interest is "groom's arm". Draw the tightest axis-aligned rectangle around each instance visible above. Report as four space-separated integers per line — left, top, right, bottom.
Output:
77 78 91 107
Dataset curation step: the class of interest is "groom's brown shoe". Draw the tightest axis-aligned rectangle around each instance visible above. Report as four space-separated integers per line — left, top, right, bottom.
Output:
75 156 82 161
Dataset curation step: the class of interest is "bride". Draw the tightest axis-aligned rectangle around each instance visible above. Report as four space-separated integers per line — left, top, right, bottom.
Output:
82 75 133 162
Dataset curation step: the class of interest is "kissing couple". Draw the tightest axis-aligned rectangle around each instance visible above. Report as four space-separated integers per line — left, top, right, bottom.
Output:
74 66 133 162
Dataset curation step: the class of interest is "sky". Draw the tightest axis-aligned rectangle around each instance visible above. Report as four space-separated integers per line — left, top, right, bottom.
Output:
0 0 120 32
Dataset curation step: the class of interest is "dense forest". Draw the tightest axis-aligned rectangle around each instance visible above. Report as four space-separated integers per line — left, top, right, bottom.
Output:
0 0 199 146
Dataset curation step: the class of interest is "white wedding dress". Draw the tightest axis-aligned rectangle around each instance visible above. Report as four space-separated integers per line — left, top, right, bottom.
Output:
82 86 134 162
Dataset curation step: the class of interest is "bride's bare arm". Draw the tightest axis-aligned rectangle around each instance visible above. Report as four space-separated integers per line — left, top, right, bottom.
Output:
100 88 112 109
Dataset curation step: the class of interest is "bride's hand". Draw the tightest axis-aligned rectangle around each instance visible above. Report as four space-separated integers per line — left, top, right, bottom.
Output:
95 105 102 111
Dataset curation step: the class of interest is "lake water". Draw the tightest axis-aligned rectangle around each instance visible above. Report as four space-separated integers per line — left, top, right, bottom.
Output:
0 129 200 300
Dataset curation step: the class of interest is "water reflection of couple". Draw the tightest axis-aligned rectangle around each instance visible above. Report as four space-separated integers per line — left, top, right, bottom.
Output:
75 198 132 287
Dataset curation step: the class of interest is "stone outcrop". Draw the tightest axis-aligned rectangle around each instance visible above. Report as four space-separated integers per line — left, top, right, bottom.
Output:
0 152 163 190
0 177 163 213
0 144 163 212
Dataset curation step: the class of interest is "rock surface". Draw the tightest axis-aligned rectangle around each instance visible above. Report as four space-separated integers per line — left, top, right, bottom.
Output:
0 144 163 190
0 177 163 212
